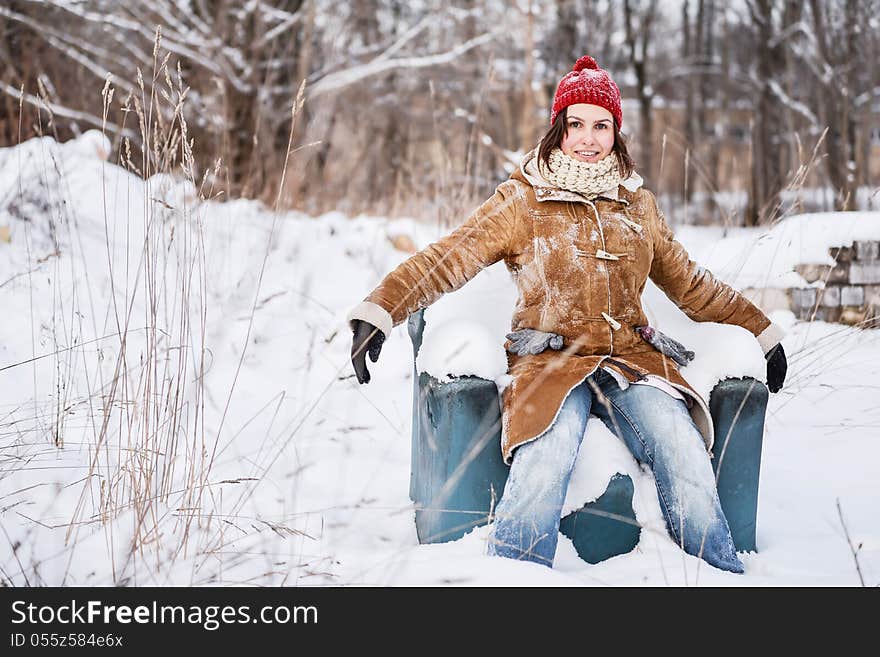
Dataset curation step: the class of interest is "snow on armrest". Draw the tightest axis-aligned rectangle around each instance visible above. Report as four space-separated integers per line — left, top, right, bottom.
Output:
642 280 766 399
417 262 517 383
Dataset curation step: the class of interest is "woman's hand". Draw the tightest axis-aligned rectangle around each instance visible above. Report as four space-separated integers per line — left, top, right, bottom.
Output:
351 319 385 384
765 343 787 393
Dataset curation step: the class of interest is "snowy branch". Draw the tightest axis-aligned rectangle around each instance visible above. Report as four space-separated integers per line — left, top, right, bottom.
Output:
766 79 819 126
307 29 501 99
27 0 255 94
255 7 304 47
373 15 433 63
0 5 135 97
854 86 880 109
766 19 810 49
0 80 136 139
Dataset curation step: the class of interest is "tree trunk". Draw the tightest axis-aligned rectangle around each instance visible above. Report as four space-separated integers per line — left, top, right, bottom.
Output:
746 0 783 226
519 0 537 150
682 1 695 202
623 0 656 182
810 0 858 210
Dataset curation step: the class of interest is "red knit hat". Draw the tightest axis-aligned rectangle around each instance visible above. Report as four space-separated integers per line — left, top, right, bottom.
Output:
550 55 623 128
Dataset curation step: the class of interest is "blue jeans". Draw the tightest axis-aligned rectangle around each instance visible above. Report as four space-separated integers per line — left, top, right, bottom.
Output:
487 369 744 573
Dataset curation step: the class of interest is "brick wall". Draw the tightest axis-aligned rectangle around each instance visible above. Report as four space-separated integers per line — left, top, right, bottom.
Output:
789 240 880 327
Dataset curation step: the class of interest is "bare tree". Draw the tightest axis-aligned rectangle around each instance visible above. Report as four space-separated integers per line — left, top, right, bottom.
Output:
681 0 721 206
0 0 506 213
623 0 659 182
738 0 878 216
806 0 861 209
743 0 792 225
2 0 877 219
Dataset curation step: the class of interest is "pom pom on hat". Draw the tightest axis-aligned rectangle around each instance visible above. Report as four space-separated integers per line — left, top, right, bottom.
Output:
573 55 599 72
550 55 623 128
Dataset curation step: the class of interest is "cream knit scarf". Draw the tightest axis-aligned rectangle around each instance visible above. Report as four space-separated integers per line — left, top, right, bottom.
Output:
538 148 622 199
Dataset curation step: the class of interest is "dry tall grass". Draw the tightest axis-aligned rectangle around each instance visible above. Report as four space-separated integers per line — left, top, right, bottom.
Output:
0 31 313 586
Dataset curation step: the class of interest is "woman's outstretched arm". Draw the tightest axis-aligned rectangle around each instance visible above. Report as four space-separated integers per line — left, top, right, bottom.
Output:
646 190 785 355
347 181 522 337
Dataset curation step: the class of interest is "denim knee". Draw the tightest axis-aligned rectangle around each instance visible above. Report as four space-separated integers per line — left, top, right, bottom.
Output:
487 381 591 566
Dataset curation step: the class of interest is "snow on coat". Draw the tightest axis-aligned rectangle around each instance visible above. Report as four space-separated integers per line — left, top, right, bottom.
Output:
348 150 781 464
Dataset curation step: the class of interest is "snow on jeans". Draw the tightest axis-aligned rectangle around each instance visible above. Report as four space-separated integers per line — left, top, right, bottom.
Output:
487 369 745 573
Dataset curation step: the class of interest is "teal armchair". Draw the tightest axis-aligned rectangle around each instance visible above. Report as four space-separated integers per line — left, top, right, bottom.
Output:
408 308 769 563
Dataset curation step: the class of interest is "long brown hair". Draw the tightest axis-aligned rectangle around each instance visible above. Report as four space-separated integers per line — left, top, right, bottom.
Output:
538 106 635 179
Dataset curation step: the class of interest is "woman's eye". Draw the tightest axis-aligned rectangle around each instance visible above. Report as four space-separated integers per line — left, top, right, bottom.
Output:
568 121 581 129
595 123 608 130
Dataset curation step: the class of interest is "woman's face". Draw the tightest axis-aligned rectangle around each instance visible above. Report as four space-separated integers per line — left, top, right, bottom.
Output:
560 103 615 164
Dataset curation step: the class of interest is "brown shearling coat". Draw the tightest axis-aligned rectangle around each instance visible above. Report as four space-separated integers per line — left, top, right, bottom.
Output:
356 157 773 464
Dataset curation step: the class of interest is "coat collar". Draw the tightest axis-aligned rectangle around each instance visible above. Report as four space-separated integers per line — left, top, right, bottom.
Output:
516 148 643 206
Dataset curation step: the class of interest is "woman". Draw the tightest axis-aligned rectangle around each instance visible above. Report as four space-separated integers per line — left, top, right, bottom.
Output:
347 55 787 573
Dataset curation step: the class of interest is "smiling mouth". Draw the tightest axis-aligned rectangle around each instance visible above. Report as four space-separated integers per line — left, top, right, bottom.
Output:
574 150 600 159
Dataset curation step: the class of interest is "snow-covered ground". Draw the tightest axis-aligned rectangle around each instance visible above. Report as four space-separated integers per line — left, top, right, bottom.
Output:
0 132 877 586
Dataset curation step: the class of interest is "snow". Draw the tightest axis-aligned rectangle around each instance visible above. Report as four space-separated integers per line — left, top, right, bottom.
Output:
0 132 877 587
675 212 880 290
417 261 516 382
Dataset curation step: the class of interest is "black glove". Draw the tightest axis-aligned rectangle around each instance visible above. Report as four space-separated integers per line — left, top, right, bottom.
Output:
350 319 385 384
765 343 787 393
